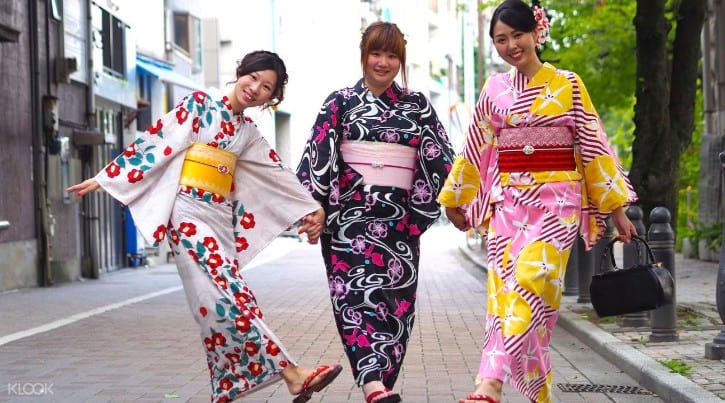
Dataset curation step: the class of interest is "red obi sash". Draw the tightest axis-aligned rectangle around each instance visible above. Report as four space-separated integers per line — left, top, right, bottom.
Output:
498 126 575 172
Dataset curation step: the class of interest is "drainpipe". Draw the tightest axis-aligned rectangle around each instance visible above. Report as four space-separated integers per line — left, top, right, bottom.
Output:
81 0 99 278
29 0 52 287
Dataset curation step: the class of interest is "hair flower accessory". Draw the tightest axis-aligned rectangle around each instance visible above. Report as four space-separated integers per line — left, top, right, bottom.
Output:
532 5 550 47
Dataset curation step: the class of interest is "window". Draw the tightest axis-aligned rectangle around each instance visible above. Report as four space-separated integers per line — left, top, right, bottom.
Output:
91 3 127 77
172 12 202 71
50 0 62 21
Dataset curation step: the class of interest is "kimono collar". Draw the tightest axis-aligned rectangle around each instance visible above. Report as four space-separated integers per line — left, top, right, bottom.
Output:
529 62 557 87
508 62 557 88
356 78 404 106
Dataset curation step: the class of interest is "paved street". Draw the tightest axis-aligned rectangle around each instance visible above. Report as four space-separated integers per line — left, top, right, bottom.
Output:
1 224 664 402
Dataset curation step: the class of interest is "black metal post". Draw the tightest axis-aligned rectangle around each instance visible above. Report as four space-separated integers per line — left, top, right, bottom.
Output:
0 220 8 231
577 235 593 303
621 206 649 327
705 152 725 359
578 219 614 303
594 218 615 276
563 237 580 296
648 207 678 342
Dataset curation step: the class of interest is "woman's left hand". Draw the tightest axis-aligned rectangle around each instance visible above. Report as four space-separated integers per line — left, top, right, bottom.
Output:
611 206 637 243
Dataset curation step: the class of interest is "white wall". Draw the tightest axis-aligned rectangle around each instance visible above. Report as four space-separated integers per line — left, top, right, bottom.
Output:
201 0 361 165
201 0 472 164
118 0 167 59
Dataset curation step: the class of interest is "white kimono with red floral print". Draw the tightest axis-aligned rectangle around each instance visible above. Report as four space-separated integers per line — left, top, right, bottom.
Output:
95 91 320 402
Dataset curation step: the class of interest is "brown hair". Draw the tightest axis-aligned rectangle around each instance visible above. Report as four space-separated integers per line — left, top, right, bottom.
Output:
360 22 408 92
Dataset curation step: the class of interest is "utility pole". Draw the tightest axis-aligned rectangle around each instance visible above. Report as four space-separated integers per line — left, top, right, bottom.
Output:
699 0 725 226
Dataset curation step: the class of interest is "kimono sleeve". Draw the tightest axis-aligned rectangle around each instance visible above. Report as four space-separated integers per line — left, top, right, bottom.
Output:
232 127 321 262
408 93 455 234
295 92 342 210
572 73 637 213
94 94 199 206
438 81 496 229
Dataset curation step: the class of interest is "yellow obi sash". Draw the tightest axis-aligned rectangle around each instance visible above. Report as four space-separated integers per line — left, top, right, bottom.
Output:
179 142 236 198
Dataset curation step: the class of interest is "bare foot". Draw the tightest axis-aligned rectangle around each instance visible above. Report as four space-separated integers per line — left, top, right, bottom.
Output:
362 380 399 403
459 378 502 403
281 364 341 396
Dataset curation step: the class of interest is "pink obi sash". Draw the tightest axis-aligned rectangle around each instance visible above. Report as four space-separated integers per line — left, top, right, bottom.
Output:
341 141 417 189
498 126 575 172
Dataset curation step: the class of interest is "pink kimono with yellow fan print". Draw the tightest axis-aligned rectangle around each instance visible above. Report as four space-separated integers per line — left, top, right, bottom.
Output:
438 63 636 402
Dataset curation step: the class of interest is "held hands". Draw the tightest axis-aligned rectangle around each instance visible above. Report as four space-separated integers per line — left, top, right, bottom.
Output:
445 207 471 232
298 208 325 245
65 178 100 197
611 206 637 243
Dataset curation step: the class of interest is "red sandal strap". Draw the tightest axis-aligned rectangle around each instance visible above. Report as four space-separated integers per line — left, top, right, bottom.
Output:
301 365 330 390
465 394 499 403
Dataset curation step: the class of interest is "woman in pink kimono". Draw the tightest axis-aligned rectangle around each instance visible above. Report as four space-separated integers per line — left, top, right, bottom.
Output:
67 50 342 403
439 2 638 402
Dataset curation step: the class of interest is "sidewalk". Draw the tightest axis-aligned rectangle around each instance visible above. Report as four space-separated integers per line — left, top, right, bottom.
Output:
0 225 671 402
460 236 725 402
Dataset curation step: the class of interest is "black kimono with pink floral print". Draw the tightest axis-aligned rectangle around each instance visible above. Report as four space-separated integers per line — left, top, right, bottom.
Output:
296 79 454 388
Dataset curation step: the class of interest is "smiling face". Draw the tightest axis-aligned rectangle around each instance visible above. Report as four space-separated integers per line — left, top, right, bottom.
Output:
359 22 408 96
364 50 401 95
230 69 278 112
492 20 540 74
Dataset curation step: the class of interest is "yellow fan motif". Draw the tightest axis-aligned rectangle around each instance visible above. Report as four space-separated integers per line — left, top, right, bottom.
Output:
583 155 629 212
499 289 533 337
530 76 573 116
438 156 480 207
515 241 567 308
536 372 554 403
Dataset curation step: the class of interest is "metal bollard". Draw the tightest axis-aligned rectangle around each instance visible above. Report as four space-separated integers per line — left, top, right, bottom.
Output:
648 207 679 342
0 220 9 231
577 235 593 303
620 206 649 327
593 218 615 276
563 236 580 296
578 218 614 304
705 152 725 359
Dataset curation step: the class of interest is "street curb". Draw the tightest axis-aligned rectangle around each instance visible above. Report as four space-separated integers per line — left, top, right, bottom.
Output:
457 244 721 403
557 307 721 403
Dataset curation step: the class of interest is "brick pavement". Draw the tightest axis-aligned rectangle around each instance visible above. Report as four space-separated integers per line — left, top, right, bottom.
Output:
0 225 667 402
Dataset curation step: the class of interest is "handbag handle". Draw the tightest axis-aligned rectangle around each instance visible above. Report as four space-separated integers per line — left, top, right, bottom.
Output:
601 235 656 272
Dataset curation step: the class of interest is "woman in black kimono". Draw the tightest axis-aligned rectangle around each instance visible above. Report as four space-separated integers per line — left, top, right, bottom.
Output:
296 22 455 403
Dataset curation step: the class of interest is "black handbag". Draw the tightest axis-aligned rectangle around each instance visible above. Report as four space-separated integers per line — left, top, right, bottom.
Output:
589 235 674 318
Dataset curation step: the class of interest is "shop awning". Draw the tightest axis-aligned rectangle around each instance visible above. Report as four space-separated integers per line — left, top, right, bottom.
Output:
136 57 203 91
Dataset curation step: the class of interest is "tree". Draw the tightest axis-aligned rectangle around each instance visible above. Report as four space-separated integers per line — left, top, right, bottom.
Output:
479 0 705 233
629 0 705 228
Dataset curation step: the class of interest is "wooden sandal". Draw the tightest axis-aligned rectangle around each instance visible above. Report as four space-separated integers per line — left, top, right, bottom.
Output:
366 388 402 403
292 363 343 403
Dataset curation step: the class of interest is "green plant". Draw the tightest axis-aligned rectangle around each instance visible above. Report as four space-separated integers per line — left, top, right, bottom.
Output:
692 221 723 254
659 359 693 376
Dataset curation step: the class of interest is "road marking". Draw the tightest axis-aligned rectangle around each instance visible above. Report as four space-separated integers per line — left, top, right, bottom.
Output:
0 237 304 346
0 286 182 347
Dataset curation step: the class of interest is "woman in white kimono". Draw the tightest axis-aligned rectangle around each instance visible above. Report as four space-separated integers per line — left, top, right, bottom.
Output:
67 50 342 403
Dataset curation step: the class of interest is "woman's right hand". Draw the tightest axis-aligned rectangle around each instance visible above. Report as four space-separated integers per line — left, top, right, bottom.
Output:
298 208 325 244
66 178 100 197
446 207 471 232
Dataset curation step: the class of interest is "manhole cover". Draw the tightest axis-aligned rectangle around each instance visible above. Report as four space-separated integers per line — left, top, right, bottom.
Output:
557 383 652 395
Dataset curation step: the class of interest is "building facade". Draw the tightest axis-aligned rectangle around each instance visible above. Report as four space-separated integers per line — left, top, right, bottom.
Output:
0 0 103 291
0 0 476 292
